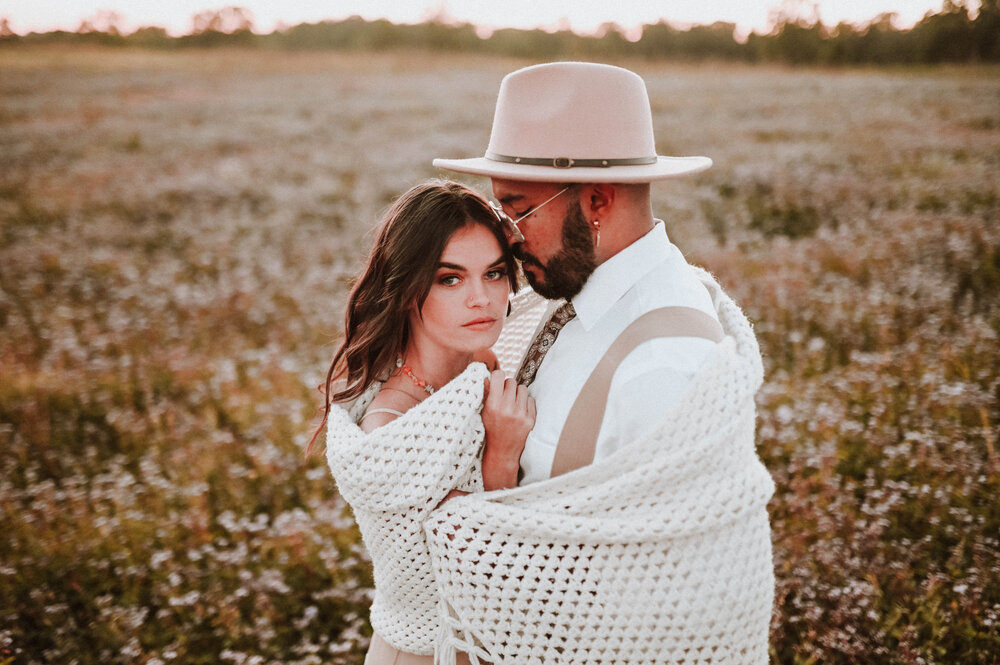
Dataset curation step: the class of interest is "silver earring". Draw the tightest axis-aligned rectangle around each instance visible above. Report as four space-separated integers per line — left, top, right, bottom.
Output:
592 220 601 248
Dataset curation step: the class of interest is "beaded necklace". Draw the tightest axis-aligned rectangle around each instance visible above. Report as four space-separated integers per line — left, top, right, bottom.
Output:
395 357 435 395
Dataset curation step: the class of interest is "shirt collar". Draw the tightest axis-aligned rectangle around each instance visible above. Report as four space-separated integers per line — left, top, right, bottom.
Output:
571 220 671 331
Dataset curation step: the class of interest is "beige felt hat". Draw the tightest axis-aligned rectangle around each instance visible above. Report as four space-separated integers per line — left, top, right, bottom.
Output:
433 62 712 183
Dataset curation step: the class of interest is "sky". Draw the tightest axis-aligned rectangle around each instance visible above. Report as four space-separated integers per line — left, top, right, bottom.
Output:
0 1 955 39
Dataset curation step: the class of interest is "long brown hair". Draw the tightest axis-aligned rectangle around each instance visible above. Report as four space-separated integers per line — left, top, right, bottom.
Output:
307 179 517 454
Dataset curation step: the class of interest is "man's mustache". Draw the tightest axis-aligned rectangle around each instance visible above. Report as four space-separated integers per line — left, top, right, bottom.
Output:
512 244 542 268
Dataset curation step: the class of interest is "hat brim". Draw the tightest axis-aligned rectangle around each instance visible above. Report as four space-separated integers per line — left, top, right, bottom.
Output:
432 155 712 183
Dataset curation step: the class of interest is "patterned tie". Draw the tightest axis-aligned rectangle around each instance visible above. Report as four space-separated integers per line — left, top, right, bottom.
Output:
515 302 577 386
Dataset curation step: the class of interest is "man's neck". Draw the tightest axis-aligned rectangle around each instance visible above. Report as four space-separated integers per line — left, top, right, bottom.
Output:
596 205 655 266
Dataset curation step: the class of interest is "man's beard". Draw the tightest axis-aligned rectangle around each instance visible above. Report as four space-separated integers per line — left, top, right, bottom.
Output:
515 200 597 301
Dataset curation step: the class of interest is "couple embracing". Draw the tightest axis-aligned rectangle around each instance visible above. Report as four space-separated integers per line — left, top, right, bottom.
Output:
313 62 775 665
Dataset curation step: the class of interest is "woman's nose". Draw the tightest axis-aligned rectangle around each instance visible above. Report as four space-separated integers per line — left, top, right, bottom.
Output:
467 281 490 307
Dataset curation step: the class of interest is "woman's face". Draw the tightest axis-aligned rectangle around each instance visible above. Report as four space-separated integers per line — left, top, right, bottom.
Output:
410 222 510 357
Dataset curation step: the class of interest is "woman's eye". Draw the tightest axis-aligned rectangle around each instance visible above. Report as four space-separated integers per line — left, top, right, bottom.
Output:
439 275 460 286
485 268 506 281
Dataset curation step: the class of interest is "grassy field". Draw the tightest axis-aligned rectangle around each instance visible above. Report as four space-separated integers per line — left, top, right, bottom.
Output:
1 47 998 664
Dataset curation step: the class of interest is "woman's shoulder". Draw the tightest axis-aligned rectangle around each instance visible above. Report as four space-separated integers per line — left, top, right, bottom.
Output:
352 361 491 433
359 385 420 432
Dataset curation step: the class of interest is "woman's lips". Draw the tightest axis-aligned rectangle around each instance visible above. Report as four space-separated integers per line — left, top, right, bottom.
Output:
462 317 497 330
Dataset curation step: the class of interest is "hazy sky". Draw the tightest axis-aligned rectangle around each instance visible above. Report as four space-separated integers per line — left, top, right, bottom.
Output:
0 1 953 38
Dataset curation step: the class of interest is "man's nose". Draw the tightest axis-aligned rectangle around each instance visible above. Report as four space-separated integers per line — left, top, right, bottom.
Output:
505 221 525 245
511 241 528 263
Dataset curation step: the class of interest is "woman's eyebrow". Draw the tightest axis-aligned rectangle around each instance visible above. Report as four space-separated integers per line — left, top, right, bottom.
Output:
438 255 505 271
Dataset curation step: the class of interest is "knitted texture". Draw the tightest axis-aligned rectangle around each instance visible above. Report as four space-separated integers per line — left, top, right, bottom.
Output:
425 269 775 665
325 363 489 654
492 287 556 375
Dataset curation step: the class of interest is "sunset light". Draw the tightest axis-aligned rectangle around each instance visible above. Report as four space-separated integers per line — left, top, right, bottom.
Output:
3 0 996 662
0 0 953 37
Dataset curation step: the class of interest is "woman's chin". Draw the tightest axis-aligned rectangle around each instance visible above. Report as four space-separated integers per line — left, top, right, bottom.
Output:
469 329 503 354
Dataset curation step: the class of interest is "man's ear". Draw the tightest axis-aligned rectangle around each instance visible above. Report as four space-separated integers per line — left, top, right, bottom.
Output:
583 183 616 218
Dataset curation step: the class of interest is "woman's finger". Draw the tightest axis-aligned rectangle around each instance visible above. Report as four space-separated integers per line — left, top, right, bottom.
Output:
515 383 529 409
486 369 506 408
494 376 514 409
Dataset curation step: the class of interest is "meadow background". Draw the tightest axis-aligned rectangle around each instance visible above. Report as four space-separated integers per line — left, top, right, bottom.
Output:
1 46 998 664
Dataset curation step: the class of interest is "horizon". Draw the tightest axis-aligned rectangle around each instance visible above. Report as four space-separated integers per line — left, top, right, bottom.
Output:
0 1 959 39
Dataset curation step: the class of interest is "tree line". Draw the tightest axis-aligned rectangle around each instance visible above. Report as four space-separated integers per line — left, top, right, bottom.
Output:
1 1 997 65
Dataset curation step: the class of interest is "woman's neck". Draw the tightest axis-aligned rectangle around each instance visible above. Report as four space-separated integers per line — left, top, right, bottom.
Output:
399 338 475 392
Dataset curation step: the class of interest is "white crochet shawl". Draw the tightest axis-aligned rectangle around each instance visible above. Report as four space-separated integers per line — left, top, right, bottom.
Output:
425 269 775 665
325 363 489 654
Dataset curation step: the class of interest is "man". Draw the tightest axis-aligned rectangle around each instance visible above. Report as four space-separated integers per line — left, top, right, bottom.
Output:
426 62 774 665
434 61 721 487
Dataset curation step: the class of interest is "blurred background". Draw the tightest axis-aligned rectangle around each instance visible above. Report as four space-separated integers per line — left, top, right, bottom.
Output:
1 1 998 664
2 0 999 64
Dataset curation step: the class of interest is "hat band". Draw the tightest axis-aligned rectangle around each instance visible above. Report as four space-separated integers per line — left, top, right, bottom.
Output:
486 152 658 169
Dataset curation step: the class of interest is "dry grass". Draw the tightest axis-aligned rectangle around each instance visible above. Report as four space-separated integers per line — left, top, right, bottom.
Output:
1 47 998 664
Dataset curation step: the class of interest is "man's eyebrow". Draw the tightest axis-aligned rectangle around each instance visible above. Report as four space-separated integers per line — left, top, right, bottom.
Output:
497 194 524 206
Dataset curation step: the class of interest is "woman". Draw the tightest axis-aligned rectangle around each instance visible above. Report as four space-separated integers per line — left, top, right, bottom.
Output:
311 180 534 664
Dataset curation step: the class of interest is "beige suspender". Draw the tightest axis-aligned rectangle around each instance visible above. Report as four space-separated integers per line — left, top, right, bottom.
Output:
549 306 725 478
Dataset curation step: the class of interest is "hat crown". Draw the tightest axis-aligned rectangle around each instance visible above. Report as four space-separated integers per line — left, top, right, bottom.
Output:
432 61 712 183
487 62 657 162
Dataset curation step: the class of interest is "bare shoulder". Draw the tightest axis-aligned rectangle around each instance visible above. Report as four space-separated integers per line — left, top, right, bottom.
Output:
359 384 420 433
473 348 500 371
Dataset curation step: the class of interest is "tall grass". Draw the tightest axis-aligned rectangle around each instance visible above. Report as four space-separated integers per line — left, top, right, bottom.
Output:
1 48 997 664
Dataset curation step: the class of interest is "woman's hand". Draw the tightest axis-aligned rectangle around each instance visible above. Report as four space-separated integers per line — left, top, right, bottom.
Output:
481 369 536 491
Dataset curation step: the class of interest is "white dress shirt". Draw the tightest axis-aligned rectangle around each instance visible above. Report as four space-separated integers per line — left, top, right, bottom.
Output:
519 222 720 486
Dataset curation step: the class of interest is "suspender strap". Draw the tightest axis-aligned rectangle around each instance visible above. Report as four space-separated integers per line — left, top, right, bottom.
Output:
549 306 725 478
